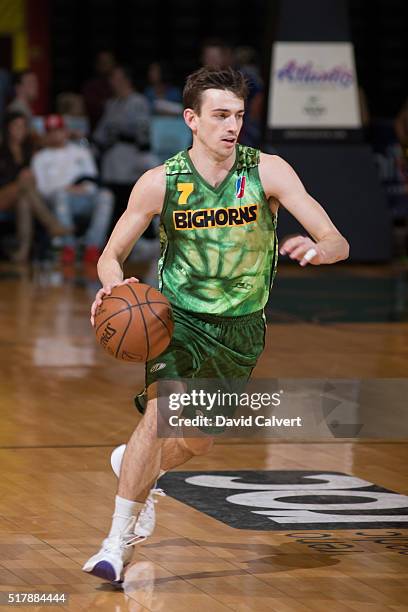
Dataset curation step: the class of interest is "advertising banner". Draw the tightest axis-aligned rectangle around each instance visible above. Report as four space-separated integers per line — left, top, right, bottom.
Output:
268 42 361 130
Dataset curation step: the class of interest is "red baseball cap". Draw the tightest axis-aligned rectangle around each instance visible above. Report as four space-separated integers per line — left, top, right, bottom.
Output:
45 114 65 131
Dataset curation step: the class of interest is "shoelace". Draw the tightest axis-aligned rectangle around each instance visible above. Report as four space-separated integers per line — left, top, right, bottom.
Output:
138 488 166 521
103 516 138 552
104 490 167 550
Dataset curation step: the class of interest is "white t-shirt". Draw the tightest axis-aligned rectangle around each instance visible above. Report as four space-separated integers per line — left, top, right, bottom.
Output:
32 142 98 198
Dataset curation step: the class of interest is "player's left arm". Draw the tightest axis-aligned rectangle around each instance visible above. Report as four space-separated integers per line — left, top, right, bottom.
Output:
259 153 349 266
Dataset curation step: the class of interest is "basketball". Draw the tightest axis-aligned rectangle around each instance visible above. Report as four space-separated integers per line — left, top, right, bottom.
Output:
94 283 174 362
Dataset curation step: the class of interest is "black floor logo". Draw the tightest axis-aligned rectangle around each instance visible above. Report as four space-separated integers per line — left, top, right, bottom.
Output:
159 471 408 530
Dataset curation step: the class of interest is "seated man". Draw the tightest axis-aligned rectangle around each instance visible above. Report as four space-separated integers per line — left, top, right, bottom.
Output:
32 114 114 264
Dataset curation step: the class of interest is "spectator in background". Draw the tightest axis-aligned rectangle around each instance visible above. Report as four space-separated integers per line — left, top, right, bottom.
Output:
235 46 263 93
0 68 11 128
395 99 408 152
0 112 66 262
8 70 39 125
82 50 116 130
234 46 264 147
93 65 157 226
201 38 234 70
32 115 113 265
144 61 182 115
56 92 90 140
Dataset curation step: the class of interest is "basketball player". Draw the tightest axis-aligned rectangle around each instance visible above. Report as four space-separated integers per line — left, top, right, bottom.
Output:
83 67 349 583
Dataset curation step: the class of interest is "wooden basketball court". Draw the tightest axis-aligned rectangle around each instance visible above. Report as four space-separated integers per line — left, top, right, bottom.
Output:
0 260 407 611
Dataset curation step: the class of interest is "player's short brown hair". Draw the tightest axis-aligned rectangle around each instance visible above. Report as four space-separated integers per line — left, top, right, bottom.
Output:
183 67 248 113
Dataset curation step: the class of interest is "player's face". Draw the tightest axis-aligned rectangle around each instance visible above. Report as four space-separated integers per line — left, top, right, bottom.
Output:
187 89 245 158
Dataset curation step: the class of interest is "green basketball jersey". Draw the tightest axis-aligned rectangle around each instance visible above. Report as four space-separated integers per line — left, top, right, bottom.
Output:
158 144 278 316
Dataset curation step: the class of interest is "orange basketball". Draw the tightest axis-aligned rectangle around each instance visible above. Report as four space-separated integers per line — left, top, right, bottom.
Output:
94 283 174 362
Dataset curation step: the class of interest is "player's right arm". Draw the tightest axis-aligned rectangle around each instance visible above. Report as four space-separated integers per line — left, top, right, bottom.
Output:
90 165 166 325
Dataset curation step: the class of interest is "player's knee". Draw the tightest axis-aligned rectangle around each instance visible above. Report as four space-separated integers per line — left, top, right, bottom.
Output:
182 436 214 456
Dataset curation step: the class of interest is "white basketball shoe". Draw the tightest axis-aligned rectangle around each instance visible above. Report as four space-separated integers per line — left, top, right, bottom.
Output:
110 444 165 540
82 516 140 584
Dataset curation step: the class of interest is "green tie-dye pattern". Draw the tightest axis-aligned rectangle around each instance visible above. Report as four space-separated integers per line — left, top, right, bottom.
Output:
158 144 278 316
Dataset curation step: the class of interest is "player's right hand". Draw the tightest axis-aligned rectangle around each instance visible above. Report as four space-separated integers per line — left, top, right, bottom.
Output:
90 277 139 327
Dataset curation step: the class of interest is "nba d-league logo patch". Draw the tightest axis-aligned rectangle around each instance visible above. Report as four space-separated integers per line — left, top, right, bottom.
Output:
235 176 246 198
159 471 408 530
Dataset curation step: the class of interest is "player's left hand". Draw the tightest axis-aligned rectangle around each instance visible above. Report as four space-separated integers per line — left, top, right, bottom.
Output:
280 235 323 266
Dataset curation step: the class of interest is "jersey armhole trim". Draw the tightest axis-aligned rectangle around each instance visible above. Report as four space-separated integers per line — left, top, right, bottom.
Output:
160 171 172 222
254 163 277 223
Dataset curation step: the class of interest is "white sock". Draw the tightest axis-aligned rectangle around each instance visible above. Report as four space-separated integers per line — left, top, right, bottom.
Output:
108 495 144 537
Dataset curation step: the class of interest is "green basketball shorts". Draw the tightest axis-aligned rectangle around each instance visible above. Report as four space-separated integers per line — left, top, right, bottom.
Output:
134 305 266 431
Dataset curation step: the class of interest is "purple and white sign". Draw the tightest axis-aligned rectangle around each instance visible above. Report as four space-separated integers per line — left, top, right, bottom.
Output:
268 43 361 129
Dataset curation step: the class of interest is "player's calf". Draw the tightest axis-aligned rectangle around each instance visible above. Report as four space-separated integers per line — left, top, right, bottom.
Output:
111 444 166 540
